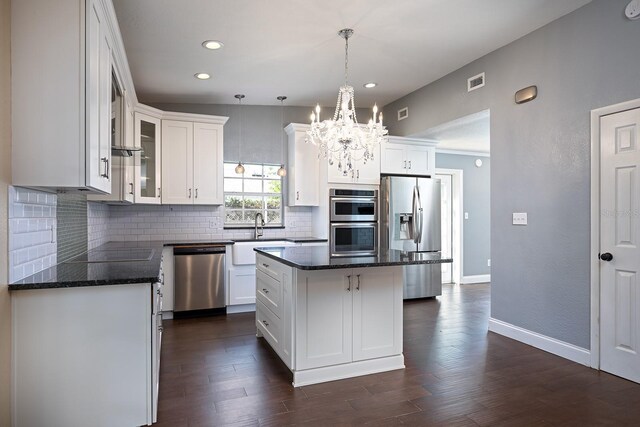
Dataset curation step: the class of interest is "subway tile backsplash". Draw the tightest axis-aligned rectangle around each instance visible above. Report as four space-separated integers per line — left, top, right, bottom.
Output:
8 187 57 283
106 204 314 242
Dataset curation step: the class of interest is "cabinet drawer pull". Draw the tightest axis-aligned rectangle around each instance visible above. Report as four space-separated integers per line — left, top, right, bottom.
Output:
262 320 269 327
356 274 361 291
347 275 352 292
262 288 269 294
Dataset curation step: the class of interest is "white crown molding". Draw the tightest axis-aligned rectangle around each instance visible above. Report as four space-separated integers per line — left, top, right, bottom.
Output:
285 123 311 135
135 103 229 125
436 148 491 157
388 135 439 147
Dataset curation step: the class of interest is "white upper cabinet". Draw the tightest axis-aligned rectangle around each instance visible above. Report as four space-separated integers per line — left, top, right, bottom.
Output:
381 137 437 176
11 0 130 192
88 76 135 204
193 122 224 205
134 110 162 204
285 124 319 206
161 114 227 205
162 120 194 205
326 142 381 185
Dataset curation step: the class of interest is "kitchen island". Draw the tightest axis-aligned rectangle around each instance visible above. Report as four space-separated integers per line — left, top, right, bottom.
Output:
253 246 452 386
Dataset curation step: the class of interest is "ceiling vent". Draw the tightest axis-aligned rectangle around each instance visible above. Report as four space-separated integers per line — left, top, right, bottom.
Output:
467 72 485 92
397 107 409 121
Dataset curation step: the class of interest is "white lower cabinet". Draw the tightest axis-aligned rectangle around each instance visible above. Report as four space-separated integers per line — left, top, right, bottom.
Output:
255 253 404 386
229 266 257 305
12 282 162 427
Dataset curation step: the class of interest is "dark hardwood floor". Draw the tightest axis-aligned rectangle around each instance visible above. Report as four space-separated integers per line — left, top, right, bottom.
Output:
157 283 640 426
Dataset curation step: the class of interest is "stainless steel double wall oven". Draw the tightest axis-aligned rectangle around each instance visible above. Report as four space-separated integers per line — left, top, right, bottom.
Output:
329 189 378 257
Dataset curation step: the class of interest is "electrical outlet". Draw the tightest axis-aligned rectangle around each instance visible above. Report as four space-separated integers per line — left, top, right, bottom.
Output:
209 220 217 229
464 212 469 220
487 259 491 267
512 212 527 225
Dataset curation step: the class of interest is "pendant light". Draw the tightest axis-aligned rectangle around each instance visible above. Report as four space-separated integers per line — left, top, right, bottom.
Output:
234 94 246 174
276 96 287 177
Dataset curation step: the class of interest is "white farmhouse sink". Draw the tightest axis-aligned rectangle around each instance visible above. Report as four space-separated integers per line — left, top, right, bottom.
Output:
231 240 295 265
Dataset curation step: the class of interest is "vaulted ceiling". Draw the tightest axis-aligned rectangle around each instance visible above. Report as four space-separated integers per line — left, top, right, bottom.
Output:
113 0 592 107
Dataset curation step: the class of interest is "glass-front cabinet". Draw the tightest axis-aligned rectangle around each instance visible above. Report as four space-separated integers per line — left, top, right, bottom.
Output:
134 112 162 204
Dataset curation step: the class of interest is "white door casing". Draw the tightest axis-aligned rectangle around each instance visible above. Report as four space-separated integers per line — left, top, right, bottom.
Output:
437 173 454 283
599 107 640 383
436 168 464 284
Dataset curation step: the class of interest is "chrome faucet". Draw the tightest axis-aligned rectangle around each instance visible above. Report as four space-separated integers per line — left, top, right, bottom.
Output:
254 212 265 239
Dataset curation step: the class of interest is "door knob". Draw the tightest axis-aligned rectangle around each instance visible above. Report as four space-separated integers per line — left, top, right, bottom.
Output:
599 252 613 261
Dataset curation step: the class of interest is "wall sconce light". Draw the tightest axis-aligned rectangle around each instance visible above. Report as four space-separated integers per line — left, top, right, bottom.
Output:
515 86 537 104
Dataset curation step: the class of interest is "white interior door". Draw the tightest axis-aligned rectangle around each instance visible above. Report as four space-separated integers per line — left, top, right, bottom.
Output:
437 173 453 283
600 107 640 383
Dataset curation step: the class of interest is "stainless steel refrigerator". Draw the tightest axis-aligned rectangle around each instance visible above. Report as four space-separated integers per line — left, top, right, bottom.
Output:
380 175 442 298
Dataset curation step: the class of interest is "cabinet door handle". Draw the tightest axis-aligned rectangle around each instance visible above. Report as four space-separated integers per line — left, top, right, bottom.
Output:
262 320 269 327
158 187 161 198
404 160 407 169
347 275 352 292
100 157 109 179
262 288 269 294
296 191 299 201
357 170 359 179
356 274 361 291
129 183 134 195
408 160 412 169
195 188 198 198
188 188 192 198
262 263 269 268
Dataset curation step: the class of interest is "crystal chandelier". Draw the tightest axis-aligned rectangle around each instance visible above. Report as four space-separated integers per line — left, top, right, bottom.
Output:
306 28 388 176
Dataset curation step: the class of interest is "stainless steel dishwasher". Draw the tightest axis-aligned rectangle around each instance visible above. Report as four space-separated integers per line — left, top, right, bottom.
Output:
173 245 226 316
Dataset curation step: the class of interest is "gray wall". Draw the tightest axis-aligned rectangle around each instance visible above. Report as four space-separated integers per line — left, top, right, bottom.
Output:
436 153 490 278
150 103 370 165
383 0 640 349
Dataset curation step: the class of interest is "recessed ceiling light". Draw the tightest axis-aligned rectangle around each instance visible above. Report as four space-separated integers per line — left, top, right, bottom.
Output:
202 40 224 50
363 82 377 89
194 73 211 80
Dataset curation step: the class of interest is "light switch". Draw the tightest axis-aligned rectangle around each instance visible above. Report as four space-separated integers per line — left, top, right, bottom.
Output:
512 212 527 225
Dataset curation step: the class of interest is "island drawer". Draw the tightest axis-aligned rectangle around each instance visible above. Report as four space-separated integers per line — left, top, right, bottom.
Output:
256 254 287 281
256 269 282 318
256 300 282 355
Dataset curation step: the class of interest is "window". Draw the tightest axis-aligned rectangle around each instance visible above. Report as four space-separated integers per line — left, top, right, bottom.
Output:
224 163 283 227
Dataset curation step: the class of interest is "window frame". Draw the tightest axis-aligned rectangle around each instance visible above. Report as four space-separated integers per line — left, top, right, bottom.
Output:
223 162 284 228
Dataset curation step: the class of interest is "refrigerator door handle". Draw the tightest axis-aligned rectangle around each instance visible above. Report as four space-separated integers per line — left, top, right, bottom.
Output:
416 186 424 244
412 186 419 243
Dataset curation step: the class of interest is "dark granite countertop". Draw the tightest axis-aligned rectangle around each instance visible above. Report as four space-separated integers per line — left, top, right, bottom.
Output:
254 246 453 270
9 237 327 291
9 241 164 291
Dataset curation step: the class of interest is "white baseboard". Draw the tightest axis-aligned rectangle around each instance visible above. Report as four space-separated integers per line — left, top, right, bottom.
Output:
226 303 256 314
488 318 590 366
461 274 491 284
292 355 405 387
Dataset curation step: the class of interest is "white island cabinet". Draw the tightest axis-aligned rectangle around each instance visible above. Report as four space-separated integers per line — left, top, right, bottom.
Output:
255 250 405 386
